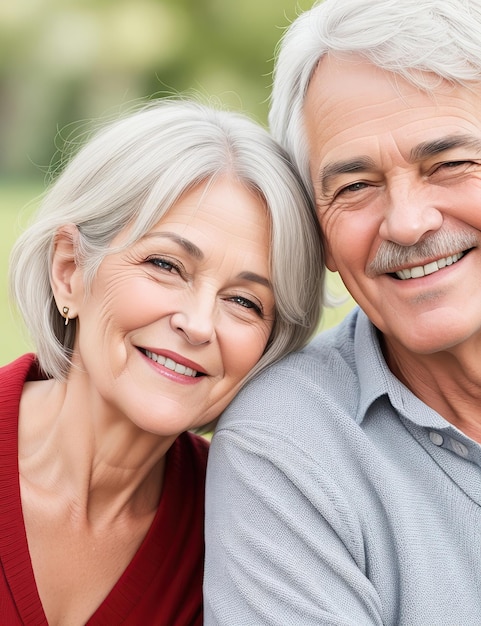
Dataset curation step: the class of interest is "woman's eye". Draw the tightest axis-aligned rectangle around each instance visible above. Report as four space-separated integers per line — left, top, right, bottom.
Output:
228 295 263 316
147 257 180 273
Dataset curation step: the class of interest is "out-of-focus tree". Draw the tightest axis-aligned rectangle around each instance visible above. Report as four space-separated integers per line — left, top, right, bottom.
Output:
0 0 313 179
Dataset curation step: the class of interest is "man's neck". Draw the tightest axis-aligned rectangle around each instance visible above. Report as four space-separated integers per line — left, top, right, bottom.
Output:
381 334 481 443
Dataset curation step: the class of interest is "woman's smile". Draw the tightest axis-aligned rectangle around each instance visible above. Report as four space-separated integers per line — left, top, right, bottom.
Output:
69 176 275 434
140 348 205 380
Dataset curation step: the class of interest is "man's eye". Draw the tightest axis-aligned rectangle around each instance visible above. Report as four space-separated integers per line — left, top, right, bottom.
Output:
428 160 481 181
337 181 368 196
436 160 476 172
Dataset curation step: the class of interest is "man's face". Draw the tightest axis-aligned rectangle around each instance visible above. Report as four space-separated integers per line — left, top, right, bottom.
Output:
304 54 481 358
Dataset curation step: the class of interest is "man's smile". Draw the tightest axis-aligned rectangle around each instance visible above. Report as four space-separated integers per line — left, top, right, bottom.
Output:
393 251 467 280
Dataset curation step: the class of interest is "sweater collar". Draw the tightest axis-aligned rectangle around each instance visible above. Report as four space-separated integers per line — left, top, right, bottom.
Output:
354 310 451 430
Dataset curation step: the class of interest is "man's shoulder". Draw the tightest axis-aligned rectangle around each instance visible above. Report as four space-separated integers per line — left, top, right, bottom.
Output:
264 308 359 386
305 307 358 365
220 309 362 429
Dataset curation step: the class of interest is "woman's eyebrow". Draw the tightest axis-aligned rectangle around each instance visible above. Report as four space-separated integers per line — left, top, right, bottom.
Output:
142 231 204 260
237 271 272 289
143 232 272 288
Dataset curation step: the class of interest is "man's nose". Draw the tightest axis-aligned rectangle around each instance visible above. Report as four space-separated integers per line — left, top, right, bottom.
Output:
378 184 443 246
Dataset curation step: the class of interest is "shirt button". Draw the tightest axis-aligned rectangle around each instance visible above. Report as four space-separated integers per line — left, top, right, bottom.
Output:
450 438 469 458
429 431 444 446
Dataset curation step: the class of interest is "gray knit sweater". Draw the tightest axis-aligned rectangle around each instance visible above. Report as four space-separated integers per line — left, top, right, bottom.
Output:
204 307 481 625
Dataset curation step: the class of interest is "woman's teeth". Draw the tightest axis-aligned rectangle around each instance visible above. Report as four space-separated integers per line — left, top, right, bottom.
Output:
395 252 464 280
144 350 198 377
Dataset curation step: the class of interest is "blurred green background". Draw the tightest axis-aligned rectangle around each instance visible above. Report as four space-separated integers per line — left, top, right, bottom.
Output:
0 0 354 366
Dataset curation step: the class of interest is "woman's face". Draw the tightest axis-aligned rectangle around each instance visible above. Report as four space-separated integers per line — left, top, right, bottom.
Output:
66 176 275 435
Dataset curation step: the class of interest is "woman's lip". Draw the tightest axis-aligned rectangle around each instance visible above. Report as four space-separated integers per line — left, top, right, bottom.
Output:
140 350 204 385
139 347 207 375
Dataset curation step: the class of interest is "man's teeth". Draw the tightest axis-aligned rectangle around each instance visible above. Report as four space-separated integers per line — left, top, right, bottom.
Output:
395 252 464 280
144 350 197 377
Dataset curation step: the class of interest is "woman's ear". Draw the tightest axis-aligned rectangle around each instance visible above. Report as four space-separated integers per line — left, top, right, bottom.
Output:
51 224 83 316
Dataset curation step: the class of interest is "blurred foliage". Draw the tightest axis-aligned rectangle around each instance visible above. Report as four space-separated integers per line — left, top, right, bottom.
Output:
0 181 354 365
0 0 314 179
0 180 354 364
0 0 356 364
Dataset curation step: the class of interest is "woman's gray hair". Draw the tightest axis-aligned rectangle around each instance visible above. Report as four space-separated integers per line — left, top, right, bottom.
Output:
269 0 481 199
9 99 324 381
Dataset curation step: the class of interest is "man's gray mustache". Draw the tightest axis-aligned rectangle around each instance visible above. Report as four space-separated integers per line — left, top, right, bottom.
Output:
366 230 478 277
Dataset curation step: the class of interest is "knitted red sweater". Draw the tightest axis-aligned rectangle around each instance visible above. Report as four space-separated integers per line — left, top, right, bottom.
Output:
0 354 208 625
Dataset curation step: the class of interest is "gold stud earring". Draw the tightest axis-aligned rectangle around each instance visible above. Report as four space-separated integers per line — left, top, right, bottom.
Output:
62 306 70 326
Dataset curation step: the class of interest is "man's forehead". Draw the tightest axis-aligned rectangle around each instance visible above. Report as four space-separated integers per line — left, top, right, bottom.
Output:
310 53 431 106
308 52 481 109
304 55 481 152
302 55 481 197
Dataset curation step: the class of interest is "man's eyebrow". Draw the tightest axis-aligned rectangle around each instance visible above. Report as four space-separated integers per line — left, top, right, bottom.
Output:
409 134 481 162
142 232 204 260
319 135 481 195
320 157 376 194
237 271 272 290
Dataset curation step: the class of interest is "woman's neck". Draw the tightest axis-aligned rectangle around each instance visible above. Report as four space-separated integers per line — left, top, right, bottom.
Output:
18 375 174 524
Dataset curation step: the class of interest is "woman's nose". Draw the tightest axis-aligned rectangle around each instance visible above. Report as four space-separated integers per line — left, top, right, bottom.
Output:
170 297 217 346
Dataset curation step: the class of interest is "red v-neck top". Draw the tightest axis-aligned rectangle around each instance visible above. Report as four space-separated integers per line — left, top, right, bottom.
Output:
0 354 209 625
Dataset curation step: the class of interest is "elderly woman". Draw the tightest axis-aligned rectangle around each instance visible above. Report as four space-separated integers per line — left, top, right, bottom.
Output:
1 99 324 625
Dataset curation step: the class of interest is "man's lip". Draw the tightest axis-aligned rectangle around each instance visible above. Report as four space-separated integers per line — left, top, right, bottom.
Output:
367 247 473 278
387 249 470 280
139 348 207 375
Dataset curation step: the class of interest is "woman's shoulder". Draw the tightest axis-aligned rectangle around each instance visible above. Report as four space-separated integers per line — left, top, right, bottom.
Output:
0 354 42 421
178 431 210 458
166 431 209 484
0 353 40 384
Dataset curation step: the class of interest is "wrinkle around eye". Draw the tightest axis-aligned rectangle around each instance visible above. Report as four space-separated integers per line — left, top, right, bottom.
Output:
229 295 261 312
327 184 380 212
146 255 187 278
336 181 370 197
318 177 378 207
428 160 481 182
225 293 265 319
338 173 387 195
149 258 177 272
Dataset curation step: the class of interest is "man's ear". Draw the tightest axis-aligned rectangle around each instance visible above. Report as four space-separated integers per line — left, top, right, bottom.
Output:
51 224 84 316
324 243 338 273
316 207 338 272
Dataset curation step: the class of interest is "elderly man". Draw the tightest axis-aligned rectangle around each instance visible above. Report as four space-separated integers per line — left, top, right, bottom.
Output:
204 1 481 624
